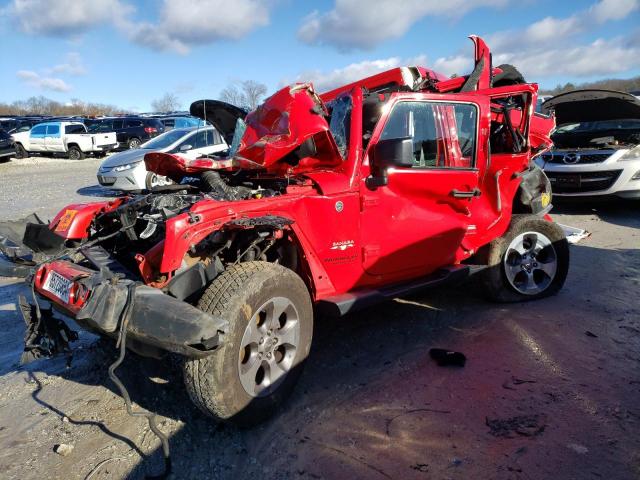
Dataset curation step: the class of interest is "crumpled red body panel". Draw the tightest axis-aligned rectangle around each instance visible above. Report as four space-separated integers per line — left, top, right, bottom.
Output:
237 83 342 173
145 84 342 180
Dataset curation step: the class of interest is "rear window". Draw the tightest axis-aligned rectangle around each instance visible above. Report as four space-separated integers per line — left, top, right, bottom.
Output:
145 119 164 128
65 124 86 134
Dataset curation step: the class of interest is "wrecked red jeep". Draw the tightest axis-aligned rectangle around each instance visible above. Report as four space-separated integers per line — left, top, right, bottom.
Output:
0 37 568 425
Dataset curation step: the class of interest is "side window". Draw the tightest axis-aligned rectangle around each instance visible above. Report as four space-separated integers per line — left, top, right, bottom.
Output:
192 131 208 149
113 120 124 129
125 120 143 128
95 121 113 132
46 124 60 136
31 125 47 136
380 101 477 169
65 124 86 134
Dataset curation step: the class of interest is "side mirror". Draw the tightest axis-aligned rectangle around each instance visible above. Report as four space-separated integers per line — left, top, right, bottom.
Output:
366 137 414 188
179 144 192 152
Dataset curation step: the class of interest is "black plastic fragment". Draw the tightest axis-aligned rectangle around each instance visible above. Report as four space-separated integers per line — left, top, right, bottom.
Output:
429 348 466 367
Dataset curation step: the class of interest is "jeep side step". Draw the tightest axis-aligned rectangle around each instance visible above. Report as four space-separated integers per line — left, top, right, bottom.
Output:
316 265 484 317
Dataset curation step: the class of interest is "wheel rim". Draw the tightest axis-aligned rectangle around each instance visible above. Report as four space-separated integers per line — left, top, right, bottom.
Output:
504 231 558 295
69 149 79 160
238 297 300 398
150 174 170 188
130 139 140 148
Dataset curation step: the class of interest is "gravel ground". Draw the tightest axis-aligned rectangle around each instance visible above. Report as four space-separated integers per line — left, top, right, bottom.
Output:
0 156 639 479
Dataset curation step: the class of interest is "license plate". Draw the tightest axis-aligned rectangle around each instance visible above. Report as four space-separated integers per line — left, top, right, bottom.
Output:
555 174 580 187
43 271 72 304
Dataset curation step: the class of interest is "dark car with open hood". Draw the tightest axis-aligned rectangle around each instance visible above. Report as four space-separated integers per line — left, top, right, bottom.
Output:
538 90 640 199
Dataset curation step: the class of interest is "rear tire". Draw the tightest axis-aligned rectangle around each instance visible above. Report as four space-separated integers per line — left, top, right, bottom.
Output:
481 215 569 302
183 262 313 426
67 146 85 160
128 137 141 149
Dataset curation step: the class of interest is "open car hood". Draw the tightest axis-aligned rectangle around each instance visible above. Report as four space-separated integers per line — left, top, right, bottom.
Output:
153 84 342 179
190 100 247 145
542 89 640 125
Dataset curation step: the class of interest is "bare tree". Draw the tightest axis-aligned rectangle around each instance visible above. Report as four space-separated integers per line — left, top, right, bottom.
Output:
219 85 245 108
219 80 268 110
0 96 120 116
151 92 182 113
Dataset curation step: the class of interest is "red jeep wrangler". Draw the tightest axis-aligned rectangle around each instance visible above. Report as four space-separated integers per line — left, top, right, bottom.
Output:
0 37 567 425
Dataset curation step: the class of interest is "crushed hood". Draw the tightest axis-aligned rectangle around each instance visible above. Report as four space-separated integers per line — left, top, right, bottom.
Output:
542 89 640 125
162 84 342 178
190 100 247 145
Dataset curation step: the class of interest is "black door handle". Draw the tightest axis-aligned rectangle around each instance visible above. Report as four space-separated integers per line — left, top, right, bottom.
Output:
450 188 481 199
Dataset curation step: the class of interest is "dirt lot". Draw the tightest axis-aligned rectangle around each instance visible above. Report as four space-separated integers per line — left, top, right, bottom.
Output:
0 157 639 479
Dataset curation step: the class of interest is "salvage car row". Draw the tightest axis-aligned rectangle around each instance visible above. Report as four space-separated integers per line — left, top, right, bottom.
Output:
0 113 207 160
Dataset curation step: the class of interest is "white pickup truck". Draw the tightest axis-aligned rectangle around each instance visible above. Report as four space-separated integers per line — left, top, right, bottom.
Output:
12 121 117 160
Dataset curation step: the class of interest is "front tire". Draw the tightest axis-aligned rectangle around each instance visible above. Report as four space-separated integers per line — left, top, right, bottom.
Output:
15 144 28 159
183 262 313 426
144 172 172 190
481 215 569 302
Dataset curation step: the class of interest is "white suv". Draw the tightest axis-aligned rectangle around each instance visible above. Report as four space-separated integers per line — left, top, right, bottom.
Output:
539 90 640 199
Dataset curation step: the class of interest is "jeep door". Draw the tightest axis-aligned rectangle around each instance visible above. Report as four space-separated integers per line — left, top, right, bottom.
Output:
360 94 491 279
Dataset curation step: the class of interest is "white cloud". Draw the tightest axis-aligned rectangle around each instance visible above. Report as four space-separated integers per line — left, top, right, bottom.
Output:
123 0 270 54
589 0 639 22
495 36 640 77
429 0 640 80
6 0 131 36
287 55 428 92
47 52 87 76
297 0 508 50
16 70 72 92
5 0 271 54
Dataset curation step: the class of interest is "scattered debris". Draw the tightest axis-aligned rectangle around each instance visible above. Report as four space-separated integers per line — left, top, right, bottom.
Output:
429 348 466 367
567 443 589 454
512 377 536 385
585 331 598 338
559 224 591 244
486 415 546 438
410 463 429 473
53 443 74 457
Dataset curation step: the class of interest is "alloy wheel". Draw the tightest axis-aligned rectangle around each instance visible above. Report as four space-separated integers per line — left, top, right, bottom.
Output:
238 297 300 397
503 231 558 295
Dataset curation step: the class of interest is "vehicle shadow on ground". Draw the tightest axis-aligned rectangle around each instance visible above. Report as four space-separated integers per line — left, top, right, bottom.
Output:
76 185 122 198
4 241 638 479
553 197 640 229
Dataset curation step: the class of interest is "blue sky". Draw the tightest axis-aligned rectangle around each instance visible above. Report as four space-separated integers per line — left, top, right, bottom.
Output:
1 0 639 111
